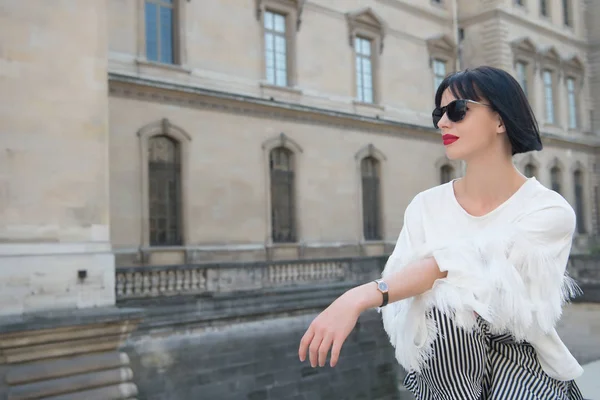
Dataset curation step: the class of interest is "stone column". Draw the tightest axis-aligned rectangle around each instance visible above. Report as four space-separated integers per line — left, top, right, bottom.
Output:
0 1 114 315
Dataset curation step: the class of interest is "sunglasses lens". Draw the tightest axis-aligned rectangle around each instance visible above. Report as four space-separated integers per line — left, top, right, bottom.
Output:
432 108 443 128
447 100 468 123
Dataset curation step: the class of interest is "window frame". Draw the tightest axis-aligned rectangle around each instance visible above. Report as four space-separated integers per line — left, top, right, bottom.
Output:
137 118 191 249
355 144 386 242
573 168 586 234
261 133 303 246
346 7 386 106
137 0 188 66
256 0 304 88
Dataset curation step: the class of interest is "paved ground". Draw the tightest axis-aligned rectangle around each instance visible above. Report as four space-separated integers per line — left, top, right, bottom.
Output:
558 303 600 399
396 303 600 399
556 303 600 365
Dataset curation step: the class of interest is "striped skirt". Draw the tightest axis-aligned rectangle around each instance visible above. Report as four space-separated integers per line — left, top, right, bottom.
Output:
403 308 584 400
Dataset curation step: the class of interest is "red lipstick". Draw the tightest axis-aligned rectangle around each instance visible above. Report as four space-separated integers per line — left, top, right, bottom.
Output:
442 134 459 146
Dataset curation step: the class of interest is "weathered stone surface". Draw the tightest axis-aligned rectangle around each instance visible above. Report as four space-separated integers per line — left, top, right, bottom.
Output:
125 309 404 400
6 352 130 386
0 308 142 400
0 0 114 315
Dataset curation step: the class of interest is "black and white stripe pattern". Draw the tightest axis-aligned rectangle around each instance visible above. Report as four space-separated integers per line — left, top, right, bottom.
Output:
403 308 584 400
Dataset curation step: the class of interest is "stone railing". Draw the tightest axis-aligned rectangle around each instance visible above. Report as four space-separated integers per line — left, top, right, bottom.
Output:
115 254 600 302
115 256 387 301
568 254 600 284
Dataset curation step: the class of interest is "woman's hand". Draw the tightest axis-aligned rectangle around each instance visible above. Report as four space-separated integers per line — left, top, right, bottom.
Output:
298 289 365 368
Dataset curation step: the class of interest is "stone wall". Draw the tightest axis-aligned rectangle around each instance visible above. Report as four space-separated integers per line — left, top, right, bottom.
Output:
0 0 115 315
125 310 404 400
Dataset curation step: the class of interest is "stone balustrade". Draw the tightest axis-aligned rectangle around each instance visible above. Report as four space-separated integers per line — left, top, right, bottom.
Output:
115 256 386 301
115 254 600 302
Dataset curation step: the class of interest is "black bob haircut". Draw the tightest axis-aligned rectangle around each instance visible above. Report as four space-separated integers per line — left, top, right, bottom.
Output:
434 65 542 155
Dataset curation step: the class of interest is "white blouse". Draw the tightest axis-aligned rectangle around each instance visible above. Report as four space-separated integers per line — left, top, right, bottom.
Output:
380 177 584 381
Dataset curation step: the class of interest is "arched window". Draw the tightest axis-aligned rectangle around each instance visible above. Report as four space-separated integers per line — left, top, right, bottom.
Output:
550 166 562 194
148 135 182 246
361 156 382 241
524 163 537 178
440 164 455 184
574 170 585 234
270 147 296 243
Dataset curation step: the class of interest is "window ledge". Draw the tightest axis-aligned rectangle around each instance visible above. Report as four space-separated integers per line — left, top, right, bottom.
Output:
353 100 385 111
136 58 192 74
360 240 385 245
140 245 186 252
259 82 303 95
267 242 299 249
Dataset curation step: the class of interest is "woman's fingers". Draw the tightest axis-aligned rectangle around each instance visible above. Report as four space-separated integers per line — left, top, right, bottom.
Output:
298 327 314 362
318 333 334 367
308 333 324 368
329 337 344 367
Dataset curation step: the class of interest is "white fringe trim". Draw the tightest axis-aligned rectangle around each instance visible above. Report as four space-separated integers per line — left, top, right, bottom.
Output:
380 226 581 373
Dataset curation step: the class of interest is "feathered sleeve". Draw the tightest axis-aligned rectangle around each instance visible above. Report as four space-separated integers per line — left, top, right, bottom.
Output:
380 192 581 373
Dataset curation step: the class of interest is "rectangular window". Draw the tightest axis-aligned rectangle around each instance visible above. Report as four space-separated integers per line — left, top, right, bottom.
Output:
516 61 528 97
563 0 571 26
567 77 577 129
540 0 548 16
355 37 374 103
433 59 446 94
145 0 175 64
543 70 555 124
264 10 288 87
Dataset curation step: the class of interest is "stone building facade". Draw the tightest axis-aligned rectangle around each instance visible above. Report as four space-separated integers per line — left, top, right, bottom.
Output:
0 0 599 315
107 0 600 269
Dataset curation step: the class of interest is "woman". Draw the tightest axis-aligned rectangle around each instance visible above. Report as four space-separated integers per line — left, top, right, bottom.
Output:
298 66 584 399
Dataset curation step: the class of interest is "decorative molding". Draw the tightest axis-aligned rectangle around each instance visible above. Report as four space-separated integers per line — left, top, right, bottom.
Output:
426 33 457 70
547 156 565 171
563 54 585 77
137 118 192 142
538 45 562 74
137 118 191 249
459 7 587 48
255 0 306 31
571 159 586 173
346 7 387 54
108 73 600 151
261 132 303 153
354 143 387 161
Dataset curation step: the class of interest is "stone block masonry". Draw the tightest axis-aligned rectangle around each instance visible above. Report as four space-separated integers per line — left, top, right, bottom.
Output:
125 310 407 400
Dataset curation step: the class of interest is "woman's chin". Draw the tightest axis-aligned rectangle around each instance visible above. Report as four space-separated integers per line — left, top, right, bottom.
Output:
444 147 464 161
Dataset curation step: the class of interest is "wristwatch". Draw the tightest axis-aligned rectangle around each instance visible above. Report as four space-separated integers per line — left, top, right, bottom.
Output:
373 279 389 307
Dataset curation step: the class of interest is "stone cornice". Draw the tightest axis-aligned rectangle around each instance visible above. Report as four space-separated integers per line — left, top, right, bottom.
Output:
107 73 600 151
108 73 440 142
460 7 587 49
374 0 451 25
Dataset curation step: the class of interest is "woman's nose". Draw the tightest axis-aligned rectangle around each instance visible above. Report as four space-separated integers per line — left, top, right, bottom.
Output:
437 112 451 130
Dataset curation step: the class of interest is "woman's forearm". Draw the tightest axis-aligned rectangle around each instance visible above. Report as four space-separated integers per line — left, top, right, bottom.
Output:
350 257 447 312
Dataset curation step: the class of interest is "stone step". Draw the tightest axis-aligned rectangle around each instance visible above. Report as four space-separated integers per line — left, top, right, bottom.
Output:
8 367 133 400
40 383 138 400
6 352 130 386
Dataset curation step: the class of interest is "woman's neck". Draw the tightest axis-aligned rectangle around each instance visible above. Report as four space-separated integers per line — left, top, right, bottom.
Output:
458 151 527 207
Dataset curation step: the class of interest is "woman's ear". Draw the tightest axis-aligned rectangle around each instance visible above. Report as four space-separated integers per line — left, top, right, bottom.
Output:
496 116 506 134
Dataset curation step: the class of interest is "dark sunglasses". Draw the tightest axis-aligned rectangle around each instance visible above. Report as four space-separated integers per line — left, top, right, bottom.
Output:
432 99 490 128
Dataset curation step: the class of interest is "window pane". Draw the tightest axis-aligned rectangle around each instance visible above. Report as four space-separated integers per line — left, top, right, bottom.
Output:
159 5 173 64
274 13 286 33
148 135 182 246
543 71 554 124
145 2 158 62
264 11 274 30
274 35 286 54
276 68 287 86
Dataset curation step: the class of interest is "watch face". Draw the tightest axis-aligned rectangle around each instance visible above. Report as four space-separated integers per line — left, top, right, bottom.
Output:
378 281 388 291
